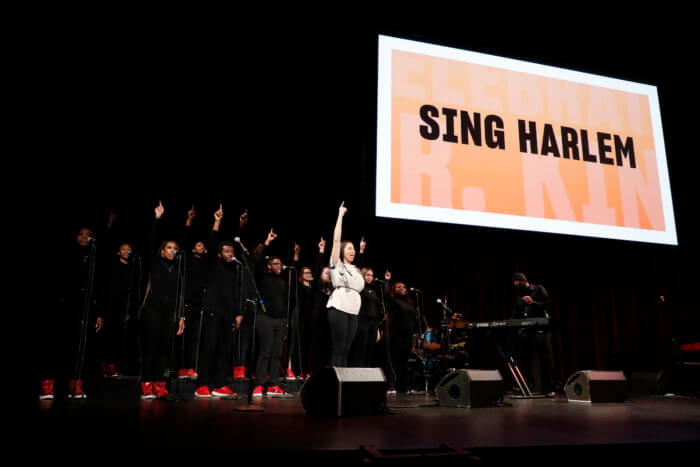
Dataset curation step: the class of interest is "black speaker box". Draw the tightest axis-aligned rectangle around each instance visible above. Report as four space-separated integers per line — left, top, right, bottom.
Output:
299 367 387 417
435 369 504 408
564 370 628 402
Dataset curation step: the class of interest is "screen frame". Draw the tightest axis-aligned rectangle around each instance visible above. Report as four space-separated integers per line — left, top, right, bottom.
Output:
376 34 677 245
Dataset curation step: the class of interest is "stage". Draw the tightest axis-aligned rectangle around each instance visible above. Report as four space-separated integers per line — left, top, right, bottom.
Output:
30 385 700 463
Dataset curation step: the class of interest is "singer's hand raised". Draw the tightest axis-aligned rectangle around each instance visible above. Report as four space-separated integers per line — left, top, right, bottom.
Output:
385 270 392 281
214 204 223 221
265 229 278 245
318 237 326 252
155 201 164 219
338 201 347 217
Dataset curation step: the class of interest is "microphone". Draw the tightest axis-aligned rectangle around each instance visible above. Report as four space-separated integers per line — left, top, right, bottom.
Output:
436 298 453 313
234 237 249 255
410 287 422 293
282 265 296 270
374 279 386 283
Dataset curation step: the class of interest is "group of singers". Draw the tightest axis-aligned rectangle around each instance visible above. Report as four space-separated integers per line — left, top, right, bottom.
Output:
39 201 556 401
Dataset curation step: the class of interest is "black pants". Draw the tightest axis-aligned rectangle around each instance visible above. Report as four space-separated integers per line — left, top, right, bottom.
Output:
289 306 312 376
254 314 285 387
42 301 88 382
516 330 555 394
350 318 379 367
389 326 413 393
141 303 176 381
180 304 203 371
327 307 358 367
101 304 128 367
311 309 331 373
197 313 234 389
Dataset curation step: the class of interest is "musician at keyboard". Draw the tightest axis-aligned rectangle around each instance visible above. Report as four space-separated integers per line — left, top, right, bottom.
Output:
511 273 556 397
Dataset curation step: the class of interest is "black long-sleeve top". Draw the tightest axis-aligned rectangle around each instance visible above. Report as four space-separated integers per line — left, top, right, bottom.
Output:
512 284 550 319
253 244 292 320
148 219 179 307
384 283 417 334
204 229 243 319
181 225 208 308
359 284 380 324
99 258 139 317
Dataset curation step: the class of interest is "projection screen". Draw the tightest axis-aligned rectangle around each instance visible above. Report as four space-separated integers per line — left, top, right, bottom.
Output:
376 35 677 245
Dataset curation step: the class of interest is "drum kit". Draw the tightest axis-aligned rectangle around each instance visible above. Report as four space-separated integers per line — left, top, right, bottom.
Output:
408 315 470 392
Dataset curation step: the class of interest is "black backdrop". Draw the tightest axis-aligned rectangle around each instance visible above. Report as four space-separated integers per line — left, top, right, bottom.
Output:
37 16 698 383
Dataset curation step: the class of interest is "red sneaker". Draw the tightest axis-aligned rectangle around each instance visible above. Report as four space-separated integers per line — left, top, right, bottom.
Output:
267 386 285 397
212 386 234 397
195 386 212 398
234 366 246 379
186 369 198 379
177 369 188 379
39 379 55 400
141 382 156 399
68 380 86 399
153 381 169 398
252 385 264 397
106 364 118 377
285 368 295 380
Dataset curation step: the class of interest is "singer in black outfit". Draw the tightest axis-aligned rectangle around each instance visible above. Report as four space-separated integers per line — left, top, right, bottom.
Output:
310 239 334 373
178 205 209 378
511 272 555 396
350 264 381 368
39 227 104 400
139 202 186 399
384 271 417 393
251 228 289 396
194 205 244 397
98 242 139 377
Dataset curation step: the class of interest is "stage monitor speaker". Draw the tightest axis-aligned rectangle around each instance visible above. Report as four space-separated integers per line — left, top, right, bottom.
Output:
435 369 503 408
564 370 628 403
299 367 387 417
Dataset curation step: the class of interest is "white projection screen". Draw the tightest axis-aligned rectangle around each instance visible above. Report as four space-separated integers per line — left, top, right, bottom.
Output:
376 35 677 245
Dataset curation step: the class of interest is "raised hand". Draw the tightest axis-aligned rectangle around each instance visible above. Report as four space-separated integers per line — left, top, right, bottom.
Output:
239 209 248 226
214 203 223 221
385 270 392 281
107 211 117 229
294 242 301 257
265 228 278 246
187 204 196 221
339 201 347 217
155 201 164 219
359 236 366 254
318 237 326 253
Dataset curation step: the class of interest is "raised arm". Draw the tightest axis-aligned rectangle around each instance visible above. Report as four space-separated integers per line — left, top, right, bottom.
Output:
207 204 223 257
150 201 165 258
330 202 347 266
180 204 196 251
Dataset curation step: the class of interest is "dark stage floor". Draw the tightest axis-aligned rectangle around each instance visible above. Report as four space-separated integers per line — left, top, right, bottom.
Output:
27 389 700 463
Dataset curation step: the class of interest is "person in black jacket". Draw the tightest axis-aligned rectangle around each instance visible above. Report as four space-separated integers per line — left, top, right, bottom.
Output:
177 205 209 379
251 228 291 397
139 201 185 399
98 242 139 378
310 238 333 373
39 227 104 400
350 266 381 367
384 271 418 394
194 205 244 398
511 272 555 396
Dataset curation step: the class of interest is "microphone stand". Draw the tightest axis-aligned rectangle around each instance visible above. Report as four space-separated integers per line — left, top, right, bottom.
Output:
375 279 396 390
233 248 265 412
194 287 208 377
166 252 187 401
74 239 98 387
279 267 298 397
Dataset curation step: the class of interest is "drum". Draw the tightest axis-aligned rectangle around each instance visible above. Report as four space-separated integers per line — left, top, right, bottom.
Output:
420 329 441 352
